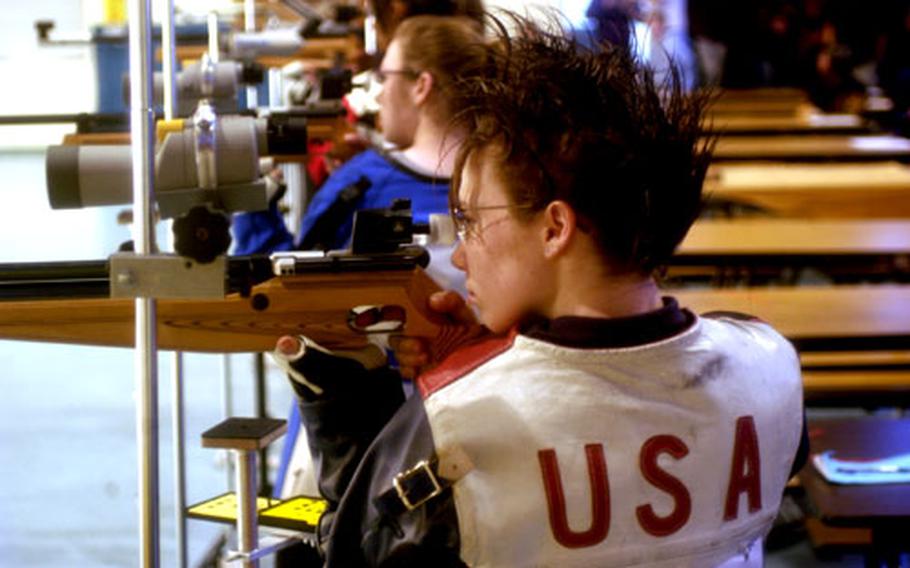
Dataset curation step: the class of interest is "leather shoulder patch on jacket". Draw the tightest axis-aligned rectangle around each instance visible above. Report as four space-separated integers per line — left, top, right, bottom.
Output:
417 329 518 399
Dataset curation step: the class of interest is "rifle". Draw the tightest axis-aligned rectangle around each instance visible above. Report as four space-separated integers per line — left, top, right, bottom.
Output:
0 204 470 357
0 250 471 357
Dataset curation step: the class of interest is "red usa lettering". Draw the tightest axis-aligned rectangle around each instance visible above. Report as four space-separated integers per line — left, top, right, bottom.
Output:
538 416 762 548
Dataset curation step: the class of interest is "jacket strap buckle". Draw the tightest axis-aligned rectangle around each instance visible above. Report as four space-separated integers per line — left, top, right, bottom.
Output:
393 459 442 511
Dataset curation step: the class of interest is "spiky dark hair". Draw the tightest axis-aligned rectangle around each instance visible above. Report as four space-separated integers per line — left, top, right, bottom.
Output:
451 14 714 274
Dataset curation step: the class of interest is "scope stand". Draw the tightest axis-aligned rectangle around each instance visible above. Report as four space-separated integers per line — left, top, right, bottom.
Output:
199 417 307 567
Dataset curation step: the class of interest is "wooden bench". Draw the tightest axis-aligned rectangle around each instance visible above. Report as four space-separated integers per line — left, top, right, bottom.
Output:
705 88 868 134
708 88 809 117
802 368 910 407
669 219 910 284
800 351 910 407
673 286 910 406
703 162 910 218
705 112 866 136
172 35 361 66
708 135 910 162
673 285 910 351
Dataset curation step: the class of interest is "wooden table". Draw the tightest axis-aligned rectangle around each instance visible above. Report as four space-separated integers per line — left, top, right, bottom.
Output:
799 417 910 566
709 135 910 161
171 36 360 65
673 219 910 282
704 162 910 218
800 368 910 407
709 91 809 117
705 112 867 135
673 285 910 406
705 89 865 134
681 219 910 256
800 349 910 407
671 285 910 351
712 87 808 103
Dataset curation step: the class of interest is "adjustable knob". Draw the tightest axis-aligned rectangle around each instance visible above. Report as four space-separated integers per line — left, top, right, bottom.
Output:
172 206 232 264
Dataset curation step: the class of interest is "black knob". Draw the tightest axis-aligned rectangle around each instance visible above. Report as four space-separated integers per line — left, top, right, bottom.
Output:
172 206 232 264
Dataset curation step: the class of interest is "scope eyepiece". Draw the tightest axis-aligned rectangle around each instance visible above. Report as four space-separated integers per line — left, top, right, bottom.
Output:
46 145 82 208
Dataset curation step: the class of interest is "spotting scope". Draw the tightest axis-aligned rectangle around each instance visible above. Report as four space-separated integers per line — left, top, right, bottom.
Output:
45 101 309 261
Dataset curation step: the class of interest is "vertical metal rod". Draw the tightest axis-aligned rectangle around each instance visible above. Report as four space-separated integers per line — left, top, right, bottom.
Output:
253 354 270 496
285 163 305 234
127 0 159 567
364 4 378 56
171 350 188 568
236 450 259 568
268 68 283 107
244 0 258 109
207 11 220 63
222 354 235 489
205 5 236 495
159 3 188 567
161 0 178 120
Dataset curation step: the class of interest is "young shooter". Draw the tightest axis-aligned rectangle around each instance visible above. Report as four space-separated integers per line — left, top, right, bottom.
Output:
273 14 807 567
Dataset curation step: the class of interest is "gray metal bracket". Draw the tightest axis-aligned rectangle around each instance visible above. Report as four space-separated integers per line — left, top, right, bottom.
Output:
110 253 226 299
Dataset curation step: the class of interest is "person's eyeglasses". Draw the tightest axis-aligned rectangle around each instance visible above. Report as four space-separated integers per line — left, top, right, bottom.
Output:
452 204 535 242
374 68 419 84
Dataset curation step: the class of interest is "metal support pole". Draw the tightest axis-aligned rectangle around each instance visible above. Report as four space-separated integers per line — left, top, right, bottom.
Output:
158 3 188 567
244 0 259 109
127 0 159 566
207 11 220 63
222 354 235 489
254 353 270 496
268 67 283 108
205 5 236 495
235 450 260 568
161 0 178 121
170 349 188 568
285 162 306 233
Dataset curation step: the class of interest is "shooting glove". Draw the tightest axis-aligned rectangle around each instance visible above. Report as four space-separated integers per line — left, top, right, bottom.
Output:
272 336 389 401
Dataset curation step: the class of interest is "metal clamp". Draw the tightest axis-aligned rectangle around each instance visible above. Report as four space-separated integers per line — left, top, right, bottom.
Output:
193 99 218 190
393 460 442 511
110 253 226 299
199 52 217 97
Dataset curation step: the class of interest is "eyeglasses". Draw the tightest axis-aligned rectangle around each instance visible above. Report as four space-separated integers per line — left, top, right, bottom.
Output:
452 204 535 242
374 68 419 84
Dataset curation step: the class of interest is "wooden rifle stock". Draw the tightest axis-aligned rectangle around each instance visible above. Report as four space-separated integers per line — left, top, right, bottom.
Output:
0 267 472 356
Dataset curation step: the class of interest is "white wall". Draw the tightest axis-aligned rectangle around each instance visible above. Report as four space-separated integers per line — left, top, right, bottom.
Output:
0 1 96 148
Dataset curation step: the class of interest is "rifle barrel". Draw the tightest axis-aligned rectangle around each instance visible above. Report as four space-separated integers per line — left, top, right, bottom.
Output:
0 248 429 301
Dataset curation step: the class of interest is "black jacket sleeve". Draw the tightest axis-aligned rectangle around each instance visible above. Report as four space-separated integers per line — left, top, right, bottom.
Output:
284 347 463 567
283 346 405 507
